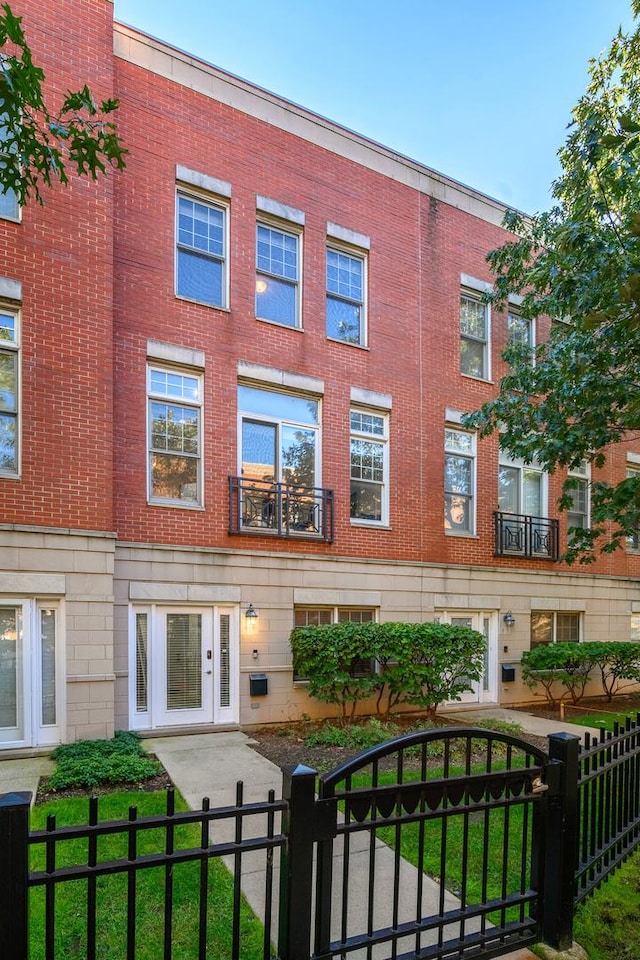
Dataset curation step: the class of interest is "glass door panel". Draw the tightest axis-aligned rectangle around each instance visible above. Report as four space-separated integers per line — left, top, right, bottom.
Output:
166 613 202 711
0 607 20 732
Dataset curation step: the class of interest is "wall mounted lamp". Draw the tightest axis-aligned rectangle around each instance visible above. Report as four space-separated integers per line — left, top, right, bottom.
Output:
503 611 515 628
245 603 258 621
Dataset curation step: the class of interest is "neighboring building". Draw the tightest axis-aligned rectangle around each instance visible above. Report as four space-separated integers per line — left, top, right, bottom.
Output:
1 0 639 751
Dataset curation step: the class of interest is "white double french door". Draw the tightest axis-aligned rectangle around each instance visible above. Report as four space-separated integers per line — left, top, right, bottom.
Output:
0 601 62 748
436 611 497 704
132 606 238 729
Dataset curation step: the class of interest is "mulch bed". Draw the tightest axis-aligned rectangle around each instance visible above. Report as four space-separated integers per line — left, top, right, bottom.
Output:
512 695 640 724
248 716 550 775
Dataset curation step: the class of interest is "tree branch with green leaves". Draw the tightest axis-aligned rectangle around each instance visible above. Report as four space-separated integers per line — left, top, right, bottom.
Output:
464 2 640 563
0 2 126 205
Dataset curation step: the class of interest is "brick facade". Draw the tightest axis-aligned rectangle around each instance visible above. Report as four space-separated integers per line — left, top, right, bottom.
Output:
0 0 638 749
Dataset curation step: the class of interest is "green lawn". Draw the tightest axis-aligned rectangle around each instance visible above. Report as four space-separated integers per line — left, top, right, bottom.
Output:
348 757 533 928
29 790 266 960
573 848 640 960
564 707 638 731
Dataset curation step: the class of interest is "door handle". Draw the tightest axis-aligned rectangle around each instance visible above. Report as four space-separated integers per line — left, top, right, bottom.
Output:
206 670 212 675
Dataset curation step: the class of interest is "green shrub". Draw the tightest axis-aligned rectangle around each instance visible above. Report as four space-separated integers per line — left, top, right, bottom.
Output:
304 718 403 749
521 641 640 705
521 643 595 705
290 620 485 720
47 730 161 790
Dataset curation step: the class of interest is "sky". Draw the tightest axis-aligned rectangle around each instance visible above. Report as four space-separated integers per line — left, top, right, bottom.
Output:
114 1 635 215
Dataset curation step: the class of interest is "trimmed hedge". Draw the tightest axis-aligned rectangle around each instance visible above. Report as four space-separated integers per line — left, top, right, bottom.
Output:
290 621 485 719
521 641 640 705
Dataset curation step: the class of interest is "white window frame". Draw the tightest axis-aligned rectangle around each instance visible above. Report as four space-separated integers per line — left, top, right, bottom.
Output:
498 451 548 518
0 94 20 222
567 461 590 533
255 219 302 329
460 290 490 380
147 364 203 508
627 462 640 551
175 188 228 309
0 304 20 477
326 244 367 346
531 611 581 648
507 310 535 365
444 427 476 535
350 407 389 526
293 606 377 681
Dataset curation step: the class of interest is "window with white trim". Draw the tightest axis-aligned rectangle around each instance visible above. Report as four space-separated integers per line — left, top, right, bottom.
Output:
148 365 202 506
567 462 590 534
256 222 300 328
531 612 581 648
631 614 640 641
0 108 19 221
498 452 546 518
460 292 489 379
507 311 534 364
444 428 475 534
350 409 388 524
326 246 366 345
627 464 640 551
293 606 376 680
0 306 19 475
176 191 227 308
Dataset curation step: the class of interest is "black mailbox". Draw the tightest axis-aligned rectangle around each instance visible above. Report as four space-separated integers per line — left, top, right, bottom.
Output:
249 673 268 697
501 663 516 683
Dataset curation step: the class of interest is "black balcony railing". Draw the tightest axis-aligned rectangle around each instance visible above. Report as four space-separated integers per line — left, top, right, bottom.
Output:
494 510 559 560
229 476 334 542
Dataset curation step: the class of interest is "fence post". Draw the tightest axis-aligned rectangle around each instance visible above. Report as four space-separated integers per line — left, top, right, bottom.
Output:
0 791 31 960
542 732 580 952
277 764 317 960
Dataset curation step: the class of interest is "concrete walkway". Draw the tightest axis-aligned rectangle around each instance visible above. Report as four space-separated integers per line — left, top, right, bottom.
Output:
0 709 593 959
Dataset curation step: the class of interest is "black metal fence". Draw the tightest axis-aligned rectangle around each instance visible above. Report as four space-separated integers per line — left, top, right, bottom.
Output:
1 722 640 960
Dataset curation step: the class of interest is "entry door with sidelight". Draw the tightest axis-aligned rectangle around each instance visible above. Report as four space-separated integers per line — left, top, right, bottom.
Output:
0 602 62 748
134 606 238 729
436 612 497 704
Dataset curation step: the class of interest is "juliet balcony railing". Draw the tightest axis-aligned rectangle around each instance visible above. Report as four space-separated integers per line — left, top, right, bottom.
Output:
229 476 334 542
494 510 560 560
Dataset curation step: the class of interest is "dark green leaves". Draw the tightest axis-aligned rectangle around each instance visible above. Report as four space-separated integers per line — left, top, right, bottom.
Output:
0 2 126 205
465 5 640 562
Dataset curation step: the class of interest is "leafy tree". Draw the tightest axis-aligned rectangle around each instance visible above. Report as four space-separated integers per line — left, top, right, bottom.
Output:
0 2 126 206
464 2 640 562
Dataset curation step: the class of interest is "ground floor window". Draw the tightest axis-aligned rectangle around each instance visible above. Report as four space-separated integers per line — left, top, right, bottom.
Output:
530 611 580 648
292 607 376 681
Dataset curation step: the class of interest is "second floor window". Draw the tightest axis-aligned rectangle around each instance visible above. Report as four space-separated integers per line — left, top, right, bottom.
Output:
498 453 546 518
444 428 475 534
0 307 19 475
176 192 227 308
326 247 366 345
148 366 202 506
507 311 534 364
256 223 300 328
460 293 489 379
350 409 388 524
239 385 319 490
567 462 590 533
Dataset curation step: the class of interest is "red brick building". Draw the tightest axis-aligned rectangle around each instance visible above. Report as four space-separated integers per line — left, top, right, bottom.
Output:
1 0 638 750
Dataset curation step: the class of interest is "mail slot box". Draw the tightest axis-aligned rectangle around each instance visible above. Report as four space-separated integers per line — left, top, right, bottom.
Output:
501 664 516 683
249 673 268 697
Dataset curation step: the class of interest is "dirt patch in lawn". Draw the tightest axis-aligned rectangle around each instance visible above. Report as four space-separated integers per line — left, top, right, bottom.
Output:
248 715 550 774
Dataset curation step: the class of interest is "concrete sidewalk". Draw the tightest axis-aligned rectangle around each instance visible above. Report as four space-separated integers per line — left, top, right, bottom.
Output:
145 729 541 960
